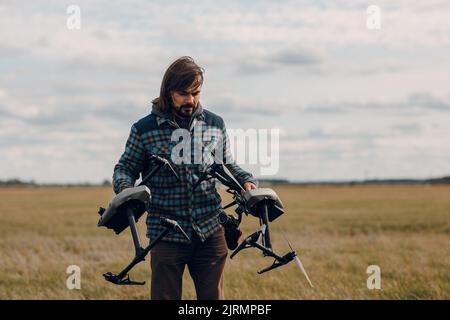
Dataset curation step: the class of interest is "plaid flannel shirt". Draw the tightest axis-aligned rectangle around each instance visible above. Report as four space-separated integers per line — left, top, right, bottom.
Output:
113 106 258 243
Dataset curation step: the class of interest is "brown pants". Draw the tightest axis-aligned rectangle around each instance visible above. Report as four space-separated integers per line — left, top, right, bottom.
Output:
150 227 228 300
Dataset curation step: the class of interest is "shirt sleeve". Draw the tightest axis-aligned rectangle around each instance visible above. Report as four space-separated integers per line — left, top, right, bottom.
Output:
112 124 147 194
221 124 259 187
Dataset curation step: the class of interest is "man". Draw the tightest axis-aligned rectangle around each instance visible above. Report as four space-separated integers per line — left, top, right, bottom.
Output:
113 56 257 300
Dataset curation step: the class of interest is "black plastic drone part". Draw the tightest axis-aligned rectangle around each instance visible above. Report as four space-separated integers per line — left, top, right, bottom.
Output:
98 155 188 286
193 161 295 274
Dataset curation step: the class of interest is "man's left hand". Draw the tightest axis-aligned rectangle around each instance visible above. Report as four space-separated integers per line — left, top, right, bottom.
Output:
242 182 257 195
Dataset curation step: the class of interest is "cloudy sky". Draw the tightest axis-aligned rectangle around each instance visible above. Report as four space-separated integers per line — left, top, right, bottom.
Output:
1 0 449 183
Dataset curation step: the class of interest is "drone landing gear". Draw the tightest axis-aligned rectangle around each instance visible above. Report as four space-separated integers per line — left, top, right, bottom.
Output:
229 201 297 274
103 206 190 286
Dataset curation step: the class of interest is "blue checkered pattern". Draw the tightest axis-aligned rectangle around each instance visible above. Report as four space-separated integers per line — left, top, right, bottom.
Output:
113 108 257 243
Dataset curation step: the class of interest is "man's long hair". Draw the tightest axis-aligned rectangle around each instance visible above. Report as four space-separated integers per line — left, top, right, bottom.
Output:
152 56 204 114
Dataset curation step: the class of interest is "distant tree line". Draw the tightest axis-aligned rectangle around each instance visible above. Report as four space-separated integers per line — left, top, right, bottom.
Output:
291 176 450 185
0 179 112 187
0 176 449 187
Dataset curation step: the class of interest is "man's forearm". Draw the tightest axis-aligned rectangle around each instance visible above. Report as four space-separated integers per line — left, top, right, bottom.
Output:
225 162 258 187
112 124 146 194
112 164 137 194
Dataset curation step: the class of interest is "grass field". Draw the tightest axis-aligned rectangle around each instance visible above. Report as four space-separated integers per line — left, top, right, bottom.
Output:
0 184 449 299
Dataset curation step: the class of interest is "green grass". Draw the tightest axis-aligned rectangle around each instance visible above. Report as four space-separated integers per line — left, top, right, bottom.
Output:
0 184 449 299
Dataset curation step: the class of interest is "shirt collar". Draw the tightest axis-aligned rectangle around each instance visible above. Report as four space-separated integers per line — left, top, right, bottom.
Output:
155 103 205 127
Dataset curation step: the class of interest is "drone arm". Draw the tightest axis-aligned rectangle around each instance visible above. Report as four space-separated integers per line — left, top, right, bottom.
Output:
211 168 244 193
257 250 296 274
112 218 175 282
192 169 212 190
140 155 180 186
139 161 163 186
252 241 282 259
257 261 286 274
192 163 243 193
229 239 251 259
224 161 257 189
222 200 238 210
229 230 261 259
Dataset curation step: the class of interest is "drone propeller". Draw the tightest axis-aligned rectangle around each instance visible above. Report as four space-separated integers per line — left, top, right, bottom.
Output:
281 230 314 288
294 256 314 288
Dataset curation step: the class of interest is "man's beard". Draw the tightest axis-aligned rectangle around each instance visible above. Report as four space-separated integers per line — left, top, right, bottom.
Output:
173 102 196 118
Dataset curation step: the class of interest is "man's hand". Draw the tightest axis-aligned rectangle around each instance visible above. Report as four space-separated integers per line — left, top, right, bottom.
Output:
241 182 257 195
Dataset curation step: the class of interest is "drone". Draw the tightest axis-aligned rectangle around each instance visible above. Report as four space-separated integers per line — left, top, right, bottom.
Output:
193 162 313 286
97 155 190 285
97 155 313 287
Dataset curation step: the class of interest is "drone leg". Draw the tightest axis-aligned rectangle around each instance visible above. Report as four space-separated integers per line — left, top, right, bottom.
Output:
259 203 272 251
114 223 175 281
126 207 144 256
139 163 163 186
103 217 191 285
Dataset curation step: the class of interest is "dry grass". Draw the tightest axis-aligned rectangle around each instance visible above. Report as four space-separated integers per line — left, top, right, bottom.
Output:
0 184 449 299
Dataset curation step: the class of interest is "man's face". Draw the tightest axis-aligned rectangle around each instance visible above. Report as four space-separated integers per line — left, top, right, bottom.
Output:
171 81 202 117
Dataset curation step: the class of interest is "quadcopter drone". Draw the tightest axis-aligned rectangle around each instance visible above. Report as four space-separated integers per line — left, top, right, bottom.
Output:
97 155 190 285
97 155 313 287
193 162 313 286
